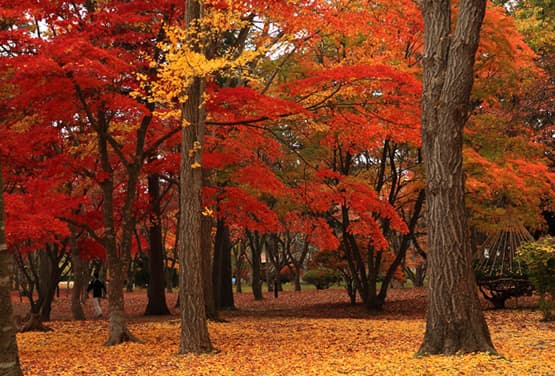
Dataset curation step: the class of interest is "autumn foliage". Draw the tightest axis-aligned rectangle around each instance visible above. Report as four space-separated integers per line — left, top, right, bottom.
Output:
0 0 554 366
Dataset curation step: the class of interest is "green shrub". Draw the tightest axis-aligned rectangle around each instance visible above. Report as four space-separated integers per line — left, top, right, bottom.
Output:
516 237 555 321
302 268 339 290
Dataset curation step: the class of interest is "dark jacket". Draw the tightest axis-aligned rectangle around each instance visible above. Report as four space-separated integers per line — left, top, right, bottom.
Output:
87 278 106 298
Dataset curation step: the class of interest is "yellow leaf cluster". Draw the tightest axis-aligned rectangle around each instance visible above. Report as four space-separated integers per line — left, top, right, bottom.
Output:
139 0 265 120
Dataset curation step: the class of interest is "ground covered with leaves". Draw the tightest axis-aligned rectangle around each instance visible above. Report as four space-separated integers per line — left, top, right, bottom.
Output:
13 288 555 375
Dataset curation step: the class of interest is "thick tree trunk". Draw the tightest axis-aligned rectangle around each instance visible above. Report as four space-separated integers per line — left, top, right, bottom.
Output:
38 248 59 322
178 0 213 353
18 312 52 333
418 0 495 355
178 75 213 351
104 259 141 345
213 219 234 309
0 163 23 376
145 174 170 316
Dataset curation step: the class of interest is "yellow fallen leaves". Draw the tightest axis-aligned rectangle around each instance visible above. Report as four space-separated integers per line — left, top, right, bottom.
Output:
17 306 554 376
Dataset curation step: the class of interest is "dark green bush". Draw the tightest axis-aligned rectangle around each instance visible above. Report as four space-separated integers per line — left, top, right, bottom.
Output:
302 268 340 290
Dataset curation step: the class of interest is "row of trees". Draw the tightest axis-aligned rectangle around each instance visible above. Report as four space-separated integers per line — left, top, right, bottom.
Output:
0 0 554 373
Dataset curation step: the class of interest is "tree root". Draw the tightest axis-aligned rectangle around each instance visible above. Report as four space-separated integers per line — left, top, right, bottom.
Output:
18 313 52 333
104 329 144 346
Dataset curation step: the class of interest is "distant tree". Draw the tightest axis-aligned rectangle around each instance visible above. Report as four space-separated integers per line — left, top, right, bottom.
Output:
144 172 171 316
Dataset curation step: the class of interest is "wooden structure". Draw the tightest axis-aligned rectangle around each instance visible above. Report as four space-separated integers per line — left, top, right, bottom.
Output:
474 221 535 308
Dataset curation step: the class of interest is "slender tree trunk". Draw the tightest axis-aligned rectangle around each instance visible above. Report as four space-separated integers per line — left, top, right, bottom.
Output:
70 253 86 320
69 226 86 320
126 258 134 292
178 0 213 354
165 269 173 293
233 242 245 294
202 215 218 320
378 189 426 304
212 220 223 308
166 212 179 294
247 232 264 301
293 266 302 292
38 249 54 322
213 219 234 310
97 114 141 346
0 162 23 376
418 0 495 355
145 174 170 316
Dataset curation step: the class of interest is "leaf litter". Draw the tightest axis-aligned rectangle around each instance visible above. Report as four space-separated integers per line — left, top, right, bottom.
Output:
14 288 555 375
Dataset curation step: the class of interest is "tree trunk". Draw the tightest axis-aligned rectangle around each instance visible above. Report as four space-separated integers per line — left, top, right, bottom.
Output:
377 189 426 305
202 215 218 320
365 245 383 310
178 0 213 354
233 241 246 294
178 76 213 351
166 219 178 294
418 0 495 355
104 259 141 345
126 259 134 292
38 244 69 322
69 229 86 320
293 266 302 292
247 232 264 301
0 162 23 376
38 249 53 321
145 174 170 316
213 219 234 310
97 112 141 346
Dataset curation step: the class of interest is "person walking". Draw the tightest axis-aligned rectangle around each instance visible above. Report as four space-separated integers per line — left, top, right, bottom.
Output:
87 272 106 318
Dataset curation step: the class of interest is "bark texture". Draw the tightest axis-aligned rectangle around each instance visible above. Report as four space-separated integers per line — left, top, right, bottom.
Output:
246 230 264 301
145 174 170 316
97 112 141 346
0 162 23 376
201 215 218 320
69 229 86 320
213 219 234 309
418 0 495 355
178 0 212 354
104 259 141 346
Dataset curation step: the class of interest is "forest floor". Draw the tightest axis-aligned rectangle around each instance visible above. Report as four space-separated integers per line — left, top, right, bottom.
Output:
11 287 555 375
